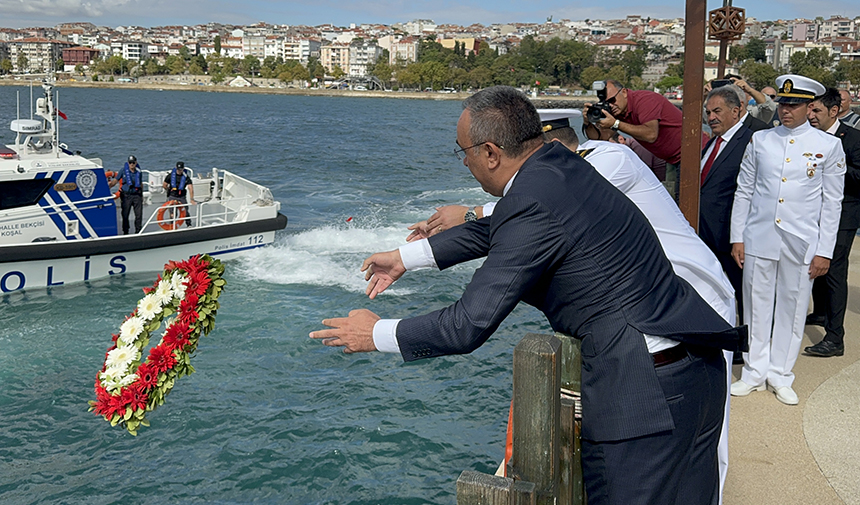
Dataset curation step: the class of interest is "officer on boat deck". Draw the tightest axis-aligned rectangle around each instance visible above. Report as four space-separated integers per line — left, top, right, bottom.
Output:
109 155 144 234
163 161 195 227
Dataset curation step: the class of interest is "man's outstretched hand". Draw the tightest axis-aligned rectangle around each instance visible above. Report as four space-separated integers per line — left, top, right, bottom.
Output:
361 250 406 299
310 309 380 353
406 205 471 242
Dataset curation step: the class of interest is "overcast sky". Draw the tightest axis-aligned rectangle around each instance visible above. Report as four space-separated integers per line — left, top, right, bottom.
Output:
0 0 857 30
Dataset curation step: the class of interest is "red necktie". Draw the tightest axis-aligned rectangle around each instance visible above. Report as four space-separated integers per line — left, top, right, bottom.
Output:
701 136 723 185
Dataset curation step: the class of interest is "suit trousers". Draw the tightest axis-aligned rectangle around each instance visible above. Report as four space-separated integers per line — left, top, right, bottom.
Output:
581 344 725 505
120 193 143 234
810 228 857 346
715 249 744 323
741 244 813 389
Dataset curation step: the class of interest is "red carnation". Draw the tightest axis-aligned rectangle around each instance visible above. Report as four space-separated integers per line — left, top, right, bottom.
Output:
108 390 131 418
93 382 113 416
186 270 212 297
136 362 159 391
127 382 148 412
142 286 154 294
178 293 200 323
111 333 119 343
148 344 177 372
163 321 191 351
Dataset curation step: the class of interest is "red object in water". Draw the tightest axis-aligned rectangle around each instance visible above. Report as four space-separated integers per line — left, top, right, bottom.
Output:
57 109 68 120
346 217 353 222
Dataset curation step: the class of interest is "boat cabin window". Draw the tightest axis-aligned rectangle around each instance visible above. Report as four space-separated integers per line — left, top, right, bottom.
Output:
0 179 54 211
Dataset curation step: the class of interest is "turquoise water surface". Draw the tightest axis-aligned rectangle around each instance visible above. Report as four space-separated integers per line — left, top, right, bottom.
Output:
0 87 557 504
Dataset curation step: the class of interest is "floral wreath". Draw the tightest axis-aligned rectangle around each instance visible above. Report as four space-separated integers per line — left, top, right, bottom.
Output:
89 254 226 435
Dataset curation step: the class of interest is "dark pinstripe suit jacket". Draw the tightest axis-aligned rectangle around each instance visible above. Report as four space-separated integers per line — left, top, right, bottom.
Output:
395 142 745 442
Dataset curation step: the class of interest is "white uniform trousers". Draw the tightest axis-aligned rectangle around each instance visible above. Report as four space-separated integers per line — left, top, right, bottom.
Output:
741 241 813 389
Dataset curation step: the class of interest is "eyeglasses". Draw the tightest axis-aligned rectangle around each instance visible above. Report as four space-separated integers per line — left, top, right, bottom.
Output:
768 94 776 99
605 88 624 105
454 141 492 160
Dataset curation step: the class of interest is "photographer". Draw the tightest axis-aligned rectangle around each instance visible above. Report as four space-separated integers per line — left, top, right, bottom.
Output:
725 74 776 124
584 80 705 198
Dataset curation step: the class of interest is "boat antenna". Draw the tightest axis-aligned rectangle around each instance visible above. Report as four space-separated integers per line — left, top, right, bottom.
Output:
30 81 33 119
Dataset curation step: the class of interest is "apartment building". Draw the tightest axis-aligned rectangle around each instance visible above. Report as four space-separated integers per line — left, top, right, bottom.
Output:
8 37 72 72
283 38 320 63
243 34 267 59
819 17 855 40
348 40 382 77
320 42 349 73
62 46 100 71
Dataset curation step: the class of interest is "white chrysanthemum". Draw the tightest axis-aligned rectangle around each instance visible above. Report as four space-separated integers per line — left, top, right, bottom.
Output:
99 366 123 390
105 345 140 372
117 373 138 388
171 272 188 298
137 293 163 320
119 316 145 345
154 279 174 306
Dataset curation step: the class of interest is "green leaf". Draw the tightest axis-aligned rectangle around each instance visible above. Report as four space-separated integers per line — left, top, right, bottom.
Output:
123 407 133 421
110 415 120 426
141 419 150 427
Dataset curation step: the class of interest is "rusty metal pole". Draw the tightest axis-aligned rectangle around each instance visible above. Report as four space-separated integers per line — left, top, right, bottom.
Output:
718 39 728 78
680 0 706 230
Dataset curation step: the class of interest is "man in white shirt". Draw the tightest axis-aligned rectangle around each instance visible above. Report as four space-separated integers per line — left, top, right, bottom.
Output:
730 75 846 405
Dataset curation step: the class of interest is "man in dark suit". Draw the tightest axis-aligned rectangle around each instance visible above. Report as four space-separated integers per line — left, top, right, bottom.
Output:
700 86 754 329
805 87 860 357
311 86 745 504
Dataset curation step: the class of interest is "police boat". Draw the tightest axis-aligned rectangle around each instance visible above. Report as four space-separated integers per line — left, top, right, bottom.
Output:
0 79 287 293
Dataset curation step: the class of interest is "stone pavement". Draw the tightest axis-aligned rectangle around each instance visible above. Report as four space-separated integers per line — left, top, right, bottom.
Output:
724 244 860 505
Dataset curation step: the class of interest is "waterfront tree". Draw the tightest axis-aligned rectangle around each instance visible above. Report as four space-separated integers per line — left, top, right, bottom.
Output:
189 62 204 75
241 55 261 77
0 59 12 74
214 35 221 55
166 55 186 75
55 58 64 71
739 60 778 90
579 66 605 88
17 54 28 73
746 37 767 62
74 63 84 76
331 65 345 79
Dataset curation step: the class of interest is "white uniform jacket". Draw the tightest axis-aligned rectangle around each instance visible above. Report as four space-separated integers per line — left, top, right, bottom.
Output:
731 121 845 264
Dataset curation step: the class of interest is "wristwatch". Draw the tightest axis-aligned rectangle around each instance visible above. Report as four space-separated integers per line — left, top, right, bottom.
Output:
611 119 621 131
464 208 478 222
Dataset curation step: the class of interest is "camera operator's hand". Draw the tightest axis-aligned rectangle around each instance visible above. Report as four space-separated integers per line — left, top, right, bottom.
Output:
582 102 594 125
595 110 617 130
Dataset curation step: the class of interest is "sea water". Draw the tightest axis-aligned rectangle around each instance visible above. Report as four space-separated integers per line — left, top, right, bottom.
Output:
0 87 575 504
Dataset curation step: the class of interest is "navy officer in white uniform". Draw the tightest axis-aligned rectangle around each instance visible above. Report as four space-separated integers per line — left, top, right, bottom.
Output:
730 75 846 405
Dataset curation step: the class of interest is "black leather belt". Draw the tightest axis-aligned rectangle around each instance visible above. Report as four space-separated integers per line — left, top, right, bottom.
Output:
651 344 687 367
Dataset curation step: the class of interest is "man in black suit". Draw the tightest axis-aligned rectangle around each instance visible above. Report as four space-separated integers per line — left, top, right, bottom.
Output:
805 87 860 357
311 86 745 504
700 86 755 325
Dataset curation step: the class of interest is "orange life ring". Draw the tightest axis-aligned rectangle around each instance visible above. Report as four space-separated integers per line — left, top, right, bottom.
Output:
104 171 120 198
157 200 188 230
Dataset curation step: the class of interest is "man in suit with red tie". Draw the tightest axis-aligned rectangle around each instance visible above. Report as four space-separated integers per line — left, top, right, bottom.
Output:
312 86 746 504
700 85 755 326
804 87 860 357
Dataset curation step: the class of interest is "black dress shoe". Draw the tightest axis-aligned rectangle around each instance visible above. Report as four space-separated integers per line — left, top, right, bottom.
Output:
805 314 825 327
804 340 844 357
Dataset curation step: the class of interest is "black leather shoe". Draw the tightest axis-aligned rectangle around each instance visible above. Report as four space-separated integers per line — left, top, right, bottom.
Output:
804 340 844 357
805 314 825 327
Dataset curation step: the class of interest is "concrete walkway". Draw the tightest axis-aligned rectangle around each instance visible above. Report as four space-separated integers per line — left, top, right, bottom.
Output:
724 245 860 505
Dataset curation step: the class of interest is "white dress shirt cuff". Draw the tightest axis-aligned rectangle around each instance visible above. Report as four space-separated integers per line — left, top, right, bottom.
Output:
373 319 401 353
399 239 438 270
482 201 497 217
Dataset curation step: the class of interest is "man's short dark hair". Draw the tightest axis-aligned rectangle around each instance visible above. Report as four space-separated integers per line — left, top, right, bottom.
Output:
543 126 580 148
462 86 543 158
606 79 624 90
815 87 841 111
706 85 742 109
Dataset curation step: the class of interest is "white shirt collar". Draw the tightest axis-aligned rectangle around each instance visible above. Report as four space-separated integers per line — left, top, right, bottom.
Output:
825 120 840 135
502 170 518 196
717 117 745 144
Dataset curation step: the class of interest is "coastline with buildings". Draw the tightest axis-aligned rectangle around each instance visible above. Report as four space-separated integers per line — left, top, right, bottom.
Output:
1 14 859 96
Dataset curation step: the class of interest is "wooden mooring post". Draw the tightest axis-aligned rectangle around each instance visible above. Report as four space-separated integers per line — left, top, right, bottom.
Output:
457 333 585 505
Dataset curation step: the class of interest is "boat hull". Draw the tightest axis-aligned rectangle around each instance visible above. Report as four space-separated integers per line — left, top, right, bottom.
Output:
0 213 286 292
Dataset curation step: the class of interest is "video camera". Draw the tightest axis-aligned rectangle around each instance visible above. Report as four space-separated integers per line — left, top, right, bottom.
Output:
586 81 613 123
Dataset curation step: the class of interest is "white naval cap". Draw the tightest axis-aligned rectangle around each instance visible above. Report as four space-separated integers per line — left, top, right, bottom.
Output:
774 74 825 104
536 108 581 132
